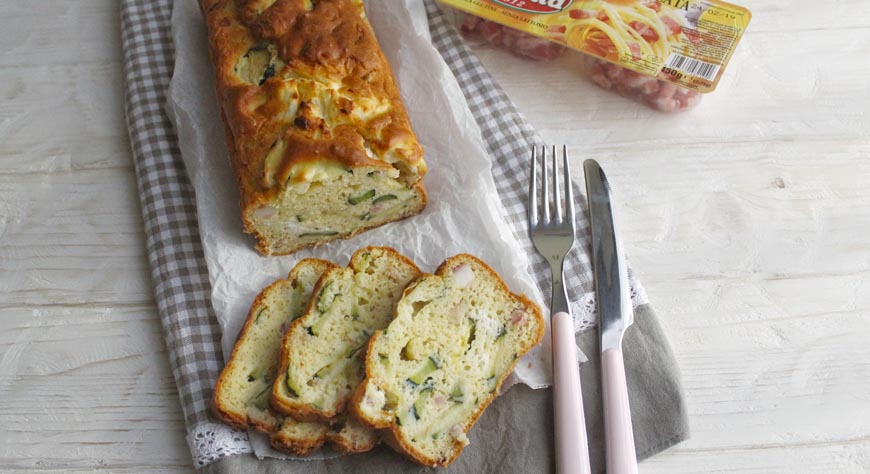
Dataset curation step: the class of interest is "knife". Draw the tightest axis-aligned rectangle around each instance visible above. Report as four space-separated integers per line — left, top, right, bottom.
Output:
583 159 638 474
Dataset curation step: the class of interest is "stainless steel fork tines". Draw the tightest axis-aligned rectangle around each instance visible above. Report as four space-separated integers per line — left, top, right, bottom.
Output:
529 145 576 315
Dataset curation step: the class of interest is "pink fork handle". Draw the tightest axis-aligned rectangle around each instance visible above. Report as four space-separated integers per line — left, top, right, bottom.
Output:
602 347 638 474
552 312 591 474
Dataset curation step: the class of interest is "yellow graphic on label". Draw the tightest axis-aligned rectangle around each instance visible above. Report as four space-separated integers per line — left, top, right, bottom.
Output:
439 0 751 93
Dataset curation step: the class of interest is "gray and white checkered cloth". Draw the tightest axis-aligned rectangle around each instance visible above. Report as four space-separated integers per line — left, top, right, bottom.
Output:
121 0 645 468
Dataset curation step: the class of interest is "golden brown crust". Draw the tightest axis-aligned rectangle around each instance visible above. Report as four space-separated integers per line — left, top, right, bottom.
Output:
212 258 337 436
200 0 427 255
271 246 421 420
248 417 274 435
348 254 545 467
270 427 328 456
327 434 376 454
210 395 249 431
325 418 380 454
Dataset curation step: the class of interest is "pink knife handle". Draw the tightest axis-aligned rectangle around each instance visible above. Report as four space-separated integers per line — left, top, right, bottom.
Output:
602 347 638 474
552 312 591 474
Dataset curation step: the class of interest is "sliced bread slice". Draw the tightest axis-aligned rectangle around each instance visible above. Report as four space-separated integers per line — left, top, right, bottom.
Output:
325 416 380 454
211 259 377 455
212 259 336 455
270 414 378 455
271 246 421 421
349 254 545 467
269 418 330 456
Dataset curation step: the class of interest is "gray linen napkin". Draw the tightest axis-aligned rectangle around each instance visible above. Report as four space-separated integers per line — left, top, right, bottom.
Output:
120 0 689 471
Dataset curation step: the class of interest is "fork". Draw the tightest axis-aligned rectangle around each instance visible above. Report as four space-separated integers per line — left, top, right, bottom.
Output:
529 145 591 474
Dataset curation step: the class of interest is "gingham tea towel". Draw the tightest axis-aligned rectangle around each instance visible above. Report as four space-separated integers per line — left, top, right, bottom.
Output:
121 0 250 466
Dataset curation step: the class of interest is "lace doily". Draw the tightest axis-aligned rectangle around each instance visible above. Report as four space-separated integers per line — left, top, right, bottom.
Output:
188 422 252 468
570 272 649 333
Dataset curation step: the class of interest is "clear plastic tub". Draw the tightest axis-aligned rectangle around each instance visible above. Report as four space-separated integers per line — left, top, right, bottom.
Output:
459 13 703 113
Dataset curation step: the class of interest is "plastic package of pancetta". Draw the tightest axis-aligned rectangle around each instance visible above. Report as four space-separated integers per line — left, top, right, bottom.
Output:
440 0 752 113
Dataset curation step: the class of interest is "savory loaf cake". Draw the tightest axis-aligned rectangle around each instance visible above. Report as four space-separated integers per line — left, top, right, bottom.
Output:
271 246 421 421
350 254 545 467
199 0 428 256
212 258 376 455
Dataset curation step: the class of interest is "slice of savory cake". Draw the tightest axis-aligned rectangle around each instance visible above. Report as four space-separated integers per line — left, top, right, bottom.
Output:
199 0 428 255
350 254 545 467
271 414 377 455
211 259 375 455
271 247 421 421
324 416 379 453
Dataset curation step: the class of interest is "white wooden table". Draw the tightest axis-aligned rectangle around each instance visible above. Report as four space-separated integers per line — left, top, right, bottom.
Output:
1 1 868 472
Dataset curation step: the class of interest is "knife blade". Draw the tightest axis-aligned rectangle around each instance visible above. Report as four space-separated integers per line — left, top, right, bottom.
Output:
583 159 634 351
584 159 638 474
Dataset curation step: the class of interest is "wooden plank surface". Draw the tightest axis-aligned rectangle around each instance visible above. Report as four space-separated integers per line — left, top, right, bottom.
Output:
1 0 869 472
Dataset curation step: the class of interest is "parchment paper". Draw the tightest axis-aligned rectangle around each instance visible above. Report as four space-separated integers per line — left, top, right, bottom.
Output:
167 0 559 460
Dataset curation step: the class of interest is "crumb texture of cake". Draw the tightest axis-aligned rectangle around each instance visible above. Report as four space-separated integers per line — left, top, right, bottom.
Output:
270 414 378 455
211 258 378 455
350 254 544 467
270 417 330 456
198 0 428 255
272 246 421 421
212 259 336 455
325 416 380 454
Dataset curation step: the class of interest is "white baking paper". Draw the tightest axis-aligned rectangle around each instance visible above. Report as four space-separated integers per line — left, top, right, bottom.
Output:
168 0 553 459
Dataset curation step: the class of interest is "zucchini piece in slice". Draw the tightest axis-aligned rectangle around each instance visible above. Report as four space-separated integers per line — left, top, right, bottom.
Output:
307 285 341 336
486 335 514 389
486 374 498 393
463 318 477 352
251 382 272 410
235 45 272 85
407 356 439 387
285 374 300 398
397 403 419 426
449 384 465 404
413 386 435 420
315 281 338 313
313 357 352 381
496 324 507 341
308 310 338 336
300 231 339 239
372 194 398 204
348 189 375 205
